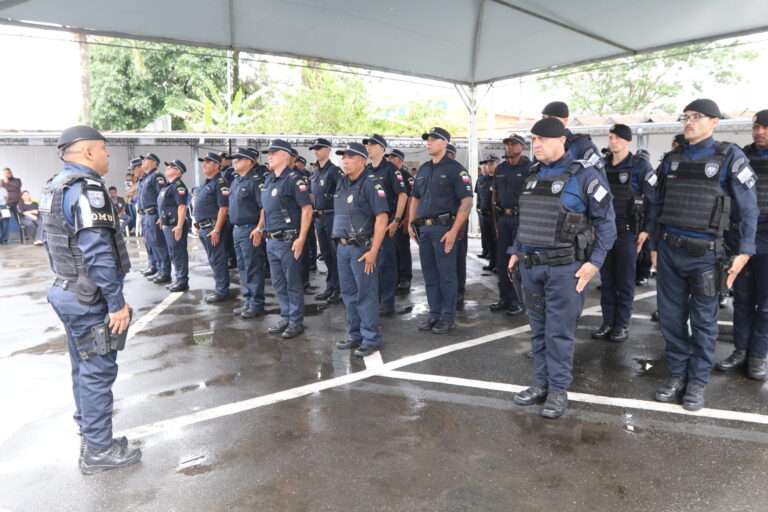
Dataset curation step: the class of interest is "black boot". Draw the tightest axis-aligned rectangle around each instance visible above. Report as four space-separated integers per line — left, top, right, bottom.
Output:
80 439 141 475
541 391 568 419
682 383 706 411
591 324 613 340
716 349 747 372
747 356 768 380
654 377 686 403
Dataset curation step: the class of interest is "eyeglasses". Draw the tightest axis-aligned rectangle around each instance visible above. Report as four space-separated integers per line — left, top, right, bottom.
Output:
678 113 710 123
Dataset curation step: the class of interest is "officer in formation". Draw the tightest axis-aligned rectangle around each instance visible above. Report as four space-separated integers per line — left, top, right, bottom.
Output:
136 152 171 283
490 133 530 316
363 134 408 315
332 142 390 357
541 101 605 176
42 126 140 473
509 117 617 419
194 152 231 303
445 142 470 304
226 147 268 318
408 127 473 333
385 148 414 291
591 124 657 343
717 109 768 380
254 139 313 338
476 155 497 272
295 153 318 274
157 159 190 292
648 99 758 411
309 138 344 304
219 152 238 270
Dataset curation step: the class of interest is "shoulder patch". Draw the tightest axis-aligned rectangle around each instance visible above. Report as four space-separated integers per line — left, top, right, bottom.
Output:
644 170 658 187
156 176 166 185
220 186 230 196
296 179 307 192
176 187 186 195
87 190 105 208
587 178 600 194
460 171 471 183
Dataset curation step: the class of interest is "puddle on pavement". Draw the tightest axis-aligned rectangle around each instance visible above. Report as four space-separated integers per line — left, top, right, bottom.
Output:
148 372 242 400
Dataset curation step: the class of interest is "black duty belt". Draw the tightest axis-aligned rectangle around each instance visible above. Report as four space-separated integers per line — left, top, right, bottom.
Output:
53 277 71 290
314 209 334 217
616 221 633 232
414 214 454 227
730 221 768 233
138 206 157 215
476 209 492 216
517 247 577 268
661 231 716 252
335 236 371 247
265 229 298 241
194 219 215 229
495 205 519 216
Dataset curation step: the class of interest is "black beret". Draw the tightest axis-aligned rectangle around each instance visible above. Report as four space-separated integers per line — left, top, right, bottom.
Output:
57 125 105 150
530 117 566 138
609 124 632 141
683 98 722 119
542 101 569 118
753 110 768 127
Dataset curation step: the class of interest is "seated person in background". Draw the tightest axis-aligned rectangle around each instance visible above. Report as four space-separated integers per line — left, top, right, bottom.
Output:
18 190 44 245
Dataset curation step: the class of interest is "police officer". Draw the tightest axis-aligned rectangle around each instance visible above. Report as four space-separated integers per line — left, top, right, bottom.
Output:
194 152 231 303
332 143 390 357
296 154 318 271
254 140 313 338
509 117 617 419
445 143 470 304
287 147 314 289
408 128 473 333
386 148 414 290
157 159 190 292
41 126 141 473
219 152 238 269
227 147 268 318
647 99 758 410
490 134 530 315
309 138 344 303
476 155 498 272
591 124 657 343
364 134 408 315
541 101 605 176
136 152 171 283
717 109 768 380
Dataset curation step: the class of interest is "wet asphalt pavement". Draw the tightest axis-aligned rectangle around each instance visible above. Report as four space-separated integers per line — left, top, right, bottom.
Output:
1 236 767 512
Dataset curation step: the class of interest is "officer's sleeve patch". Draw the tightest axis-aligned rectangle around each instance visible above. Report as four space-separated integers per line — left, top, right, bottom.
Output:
587 178 600 194
375 184 386 198
177 187 186 195
645 170 658 186
395 171 403 181
591 184 611 206
87 190 106 208
736 167 756 189
156 176 166 185
221 186 230 196
460 171 471 183
296 180 307 192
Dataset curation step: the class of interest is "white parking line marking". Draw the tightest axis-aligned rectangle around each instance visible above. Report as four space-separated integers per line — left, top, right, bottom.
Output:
127 291 184 341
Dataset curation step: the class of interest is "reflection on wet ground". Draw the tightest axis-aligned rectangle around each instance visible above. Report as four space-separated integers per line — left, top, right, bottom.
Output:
2 237 768 511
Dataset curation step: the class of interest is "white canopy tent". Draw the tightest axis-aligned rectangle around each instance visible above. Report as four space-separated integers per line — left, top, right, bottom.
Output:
2 0 768 180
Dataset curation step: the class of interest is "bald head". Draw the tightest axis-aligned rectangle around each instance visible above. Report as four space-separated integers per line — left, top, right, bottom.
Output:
63 139 110 176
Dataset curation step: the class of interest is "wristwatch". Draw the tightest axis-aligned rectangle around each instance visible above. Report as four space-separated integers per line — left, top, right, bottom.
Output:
393 217 401 223
211 229 220 235
256 227 264 233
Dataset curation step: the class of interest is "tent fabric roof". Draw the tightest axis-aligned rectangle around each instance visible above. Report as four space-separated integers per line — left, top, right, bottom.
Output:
2 0 767 85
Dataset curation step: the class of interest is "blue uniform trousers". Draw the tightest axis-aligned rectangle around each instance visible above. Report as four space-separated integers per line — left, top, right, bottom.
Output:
315 214 339 292
599 229 637 328
479 213 496 268
48 285 117 451
162 225 189 285
395 228 412 282
657 239 719 385
496 215 522 306
233 224 266 309
521 260 586 392
337 243 382 347
732 253 768 359
199 225 230 297
419 225 459 322
224 220 236 265
267 238 304 326
379 233 398 308
456 232 468 297
142 213 170 275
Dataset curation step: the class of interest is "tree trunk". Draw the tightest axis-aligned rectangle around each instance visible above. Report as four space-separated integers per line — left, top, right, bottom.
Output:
75 33 92 125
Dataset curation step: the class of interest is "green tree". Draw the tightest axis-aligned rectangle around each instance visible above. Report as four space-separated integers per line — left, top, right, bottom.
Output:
88 39 229 130
538 42 757 115
167 79 269 132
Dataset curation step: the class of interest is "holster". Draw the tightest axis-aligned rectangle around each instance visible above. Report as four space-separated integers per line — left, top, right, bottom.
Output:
524 288 545 314
689 269 718 297
575 232 593 262
508 266 524 302
73 275 102 305
716 256 735 293
75 307 133 360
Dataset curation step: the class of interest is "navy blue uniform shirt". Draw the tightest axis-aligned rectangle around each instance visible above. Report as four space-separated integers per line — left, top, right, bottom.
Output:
603 152 657 231
400 167 415 195
332 171 389 239
412 154 473 219
368 159 406 214
513 152 617 267
228 167 265 225
261 169 311 232
492 156 532 209
648 135 758 255
137 168 167 210
157 177 188 221
566 129 604 173
56 162 126 312
311 160 344 210
194 171 229 220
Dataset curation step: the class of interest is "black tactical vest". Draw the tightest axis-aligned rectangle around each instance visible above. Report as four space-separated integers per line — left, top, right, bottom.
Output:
606 155 642 218
517 162 591 248
743 147 768 216
39 172 131 282
659 143 731 235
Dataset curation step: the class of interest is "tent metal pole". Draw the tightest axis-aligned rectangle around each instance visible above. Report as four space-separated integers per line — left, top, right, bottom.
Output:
467 85 479 236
